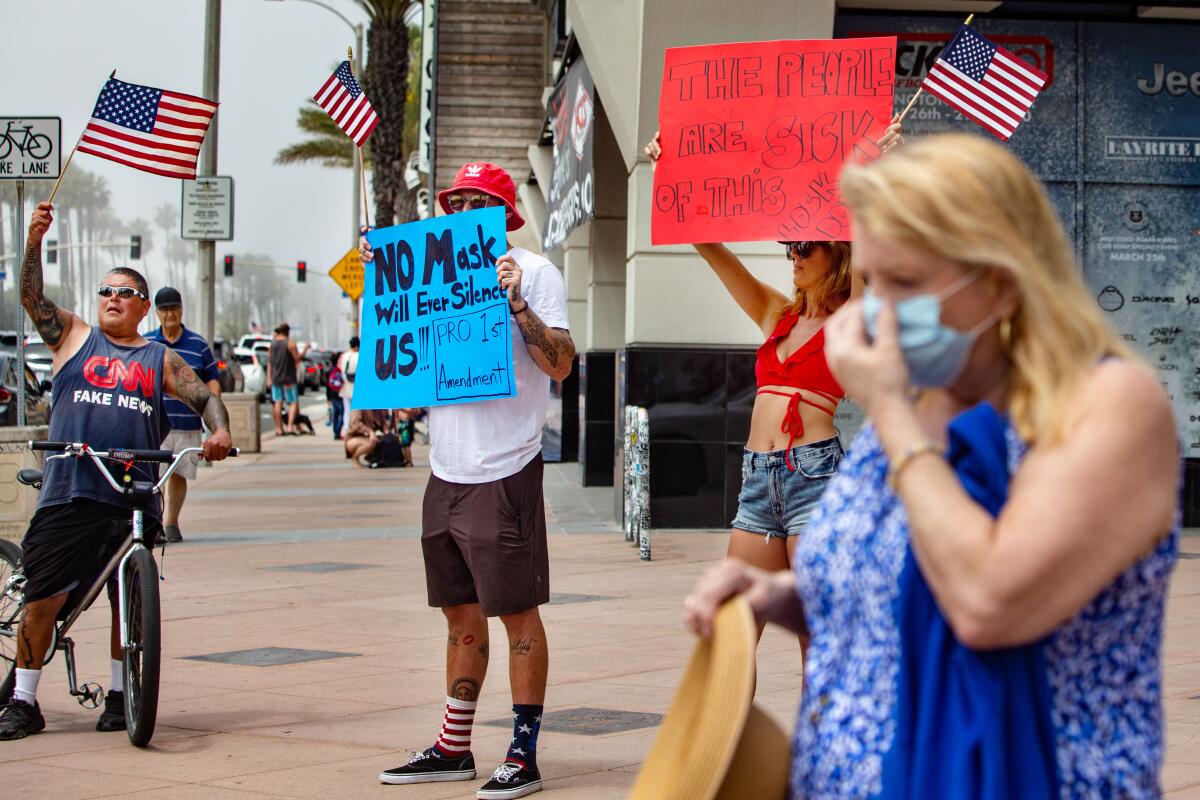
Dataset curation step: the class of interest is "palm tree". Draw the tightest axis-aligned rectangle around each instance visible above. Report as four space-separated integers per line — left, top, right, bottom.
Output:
276 1 418 228
358 0 416 227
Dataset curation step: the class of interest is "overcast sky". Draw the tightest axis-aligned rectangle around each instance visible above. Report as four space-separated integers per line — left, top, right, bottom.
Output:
4 0 374 325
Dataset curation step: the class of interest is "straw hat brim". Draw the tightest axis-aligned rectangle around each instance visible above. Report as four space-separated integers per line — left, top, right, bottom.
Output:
630 596 790 800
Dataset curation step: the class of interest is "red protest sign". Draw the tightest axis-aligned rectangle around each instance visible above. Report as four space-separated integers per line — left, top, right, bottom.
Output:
652 37 896 245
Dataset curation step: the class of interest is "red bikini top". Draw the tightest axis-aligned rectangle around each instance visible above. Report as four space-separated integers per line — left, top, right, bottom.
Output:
755 313 845 399
754 313 846 471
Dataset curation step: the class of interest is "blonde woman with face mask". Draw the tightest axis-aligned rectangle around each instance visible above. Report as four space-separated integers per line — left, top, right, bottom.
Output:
685 134 1179 799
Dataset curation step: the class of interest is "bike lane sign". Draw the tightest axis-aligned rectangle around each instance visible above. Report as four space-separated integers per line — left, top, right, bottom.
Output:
0 117 61 180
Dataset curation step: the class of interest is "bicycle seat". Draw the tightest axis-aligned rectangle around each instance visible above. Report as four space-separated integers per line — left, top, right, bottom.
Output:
17 469 43 486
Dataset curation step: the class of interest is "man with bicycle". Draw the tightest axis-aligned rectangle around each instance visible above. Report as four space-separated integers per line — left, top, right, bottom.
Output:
0 202 233 740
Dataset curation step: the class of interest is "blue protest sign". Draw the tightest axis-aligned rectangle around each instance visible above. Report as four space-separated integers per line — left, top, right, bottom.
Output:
353 206 515 409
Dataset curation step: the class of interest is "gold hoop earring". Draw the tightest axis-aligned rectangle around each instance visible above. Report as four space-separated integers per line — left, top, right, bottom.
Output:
999 317 1013 355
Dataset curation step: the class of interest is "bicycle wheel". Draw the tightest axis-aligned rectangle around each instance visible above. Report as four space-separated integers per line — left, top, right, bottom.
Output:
121 548 160 747
26 134 52 160
0 539 22 705
0 137 11 161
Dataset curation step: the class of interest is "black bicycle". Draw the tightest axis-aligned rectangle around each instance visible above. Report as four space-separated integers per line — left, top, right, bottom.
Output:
0 441 237 746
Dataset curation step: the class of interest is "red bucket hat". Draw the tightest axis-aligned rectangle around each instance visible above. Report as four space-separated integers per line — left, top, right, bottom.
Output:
437 162 525 231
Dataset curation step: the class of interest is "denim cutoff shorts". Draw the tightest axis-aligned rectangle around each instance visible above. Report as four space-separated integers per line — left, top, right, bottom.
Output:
730 436 844 539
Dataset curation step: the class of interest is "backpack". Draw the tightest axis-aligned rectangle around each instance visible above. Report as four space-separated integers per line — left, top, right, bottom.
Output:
327 366 345 392
369 433 406 469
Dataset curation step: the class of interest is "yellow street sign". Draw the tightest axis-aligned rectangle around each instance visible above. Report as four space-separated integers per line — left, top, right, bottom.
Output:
328 247 364 301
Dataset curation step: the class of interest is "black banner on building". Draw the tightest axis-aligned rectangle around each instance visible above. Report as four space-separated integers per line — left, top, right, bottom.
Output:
542 57 595 251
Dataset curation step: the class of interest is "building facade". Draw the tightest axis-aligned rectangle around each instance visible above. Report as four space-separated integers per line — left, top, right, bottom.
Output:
428 0 1200 529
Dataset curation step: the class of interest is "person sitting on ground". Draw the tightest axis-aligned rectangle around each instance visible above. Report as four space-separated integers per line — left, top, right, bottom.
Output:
344 408 390 466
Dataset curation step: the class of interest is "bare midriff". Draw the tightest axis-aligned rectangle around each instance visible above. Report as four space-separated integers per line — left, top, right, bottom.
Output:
747 385 839 452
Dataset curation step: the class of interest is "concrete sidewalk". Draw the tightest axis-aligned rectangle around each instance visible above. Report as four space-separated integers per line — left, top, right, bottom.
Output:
4 426 1200 798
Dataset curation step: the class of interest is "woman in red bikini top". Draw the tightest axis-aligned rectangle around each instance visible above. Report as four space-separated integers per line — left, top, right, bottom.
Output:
646 122 900 636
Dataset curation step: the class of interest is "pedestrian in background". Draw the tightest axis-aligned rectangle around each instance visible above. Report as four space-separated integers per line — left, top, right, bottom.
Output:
336 337 359 439
146 286 221 543
267 323 306 436
326 350 345 440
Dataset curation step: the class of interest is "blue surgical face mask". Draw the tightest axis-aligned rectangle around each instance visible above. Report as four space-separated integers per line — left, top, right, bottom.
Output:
861 271 996 388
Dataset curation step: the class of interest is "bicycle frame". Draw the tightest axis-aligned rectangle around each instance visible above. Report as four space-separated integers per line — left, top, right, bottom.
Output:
42 444 202 639
18 443 221 704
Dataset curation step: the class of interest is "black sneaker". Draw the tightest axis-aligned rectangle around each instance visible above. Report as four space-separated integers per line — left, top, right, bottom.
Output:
96 690 126 732
0 699 45 740
476 762 542 799
379 746 476 785
164 525 183 543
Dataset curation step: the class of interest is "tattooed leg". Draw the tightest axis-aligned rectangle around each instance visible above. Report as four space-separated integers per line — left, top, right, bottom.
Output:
15 594 67 670
499 607 548 706
442 603 488 700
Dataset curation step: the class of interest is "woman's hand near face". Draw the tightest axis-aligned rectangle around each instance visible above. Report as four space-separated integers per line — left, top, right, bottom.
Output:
824 298 911 415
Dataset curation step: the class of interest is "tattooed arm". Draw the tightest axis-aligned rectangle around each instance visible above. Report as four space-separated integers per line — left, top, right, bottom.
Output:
496 254 576 382
21 203 81 352
514 308 575 382
162 349 234 460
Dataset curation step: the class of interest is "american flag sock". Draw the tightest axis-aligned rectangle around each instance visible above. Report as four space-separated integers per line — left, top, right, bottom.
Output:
505 704 543 769
431 696 477 758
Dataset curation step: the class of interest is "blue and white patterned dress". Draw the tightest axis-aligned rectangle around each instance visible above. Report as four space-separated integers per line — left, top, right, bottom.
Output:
790 423 1177 800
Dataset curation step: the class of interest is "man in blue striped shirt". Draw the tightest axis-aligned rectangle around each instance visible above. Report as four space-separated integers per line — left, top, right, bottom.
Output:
146 287 221 543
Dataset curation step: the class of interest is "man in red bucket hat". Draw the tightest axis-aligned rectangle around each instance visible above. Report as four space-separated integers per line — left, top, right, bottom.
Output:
360 162 574 799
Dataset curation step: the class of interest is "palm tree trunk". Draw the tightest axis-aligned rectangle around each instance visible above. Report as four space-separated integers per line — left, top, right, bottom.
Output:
364 15 409 228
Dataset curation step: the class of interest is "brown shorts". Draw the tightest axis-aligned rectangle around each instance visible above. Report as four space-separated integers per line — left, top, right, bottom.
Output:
421 454 549 617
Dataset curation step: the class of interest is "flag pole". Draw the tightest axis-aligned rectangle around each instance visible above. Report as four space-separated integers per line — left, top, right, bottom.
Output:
47 69 115 204
348 46 373 229
896 14 975 124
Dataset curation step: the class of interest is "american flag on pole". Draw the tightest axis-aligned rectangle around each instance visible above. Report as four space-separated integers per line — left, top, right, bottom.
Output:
78 76 217 179
314 61 378 147
921 24 1048 140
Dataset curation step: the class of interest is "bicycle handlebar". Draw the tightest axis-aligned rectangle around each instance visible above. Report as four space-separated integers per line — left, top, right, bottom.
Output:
27 442 240 498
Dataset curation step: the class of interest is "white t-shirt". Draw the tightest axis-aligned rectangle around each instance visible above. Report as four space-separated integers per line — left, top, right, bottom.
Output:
337 350 358 400
429 247 570 483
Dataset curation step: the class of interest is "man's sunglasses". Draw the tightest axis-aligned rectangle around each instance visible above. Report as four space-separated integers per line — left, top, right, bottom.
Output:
446 194 501 213
784 241 823 260
97 285 147 301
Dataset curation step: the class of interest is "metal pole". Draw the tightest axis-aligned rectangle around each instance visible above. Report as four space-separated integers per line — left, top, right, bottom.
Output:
15 180 25 426
198 0 221 346
350 22 364 337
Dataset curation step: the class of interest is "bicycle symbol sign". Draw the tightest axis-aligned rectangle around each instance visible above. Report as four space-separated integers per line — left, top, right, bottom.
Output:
0 117 61 180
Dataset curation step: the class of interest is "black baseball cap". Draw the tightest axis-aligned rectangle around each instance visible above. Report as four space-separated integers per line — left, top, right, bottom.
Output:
154 287 182 308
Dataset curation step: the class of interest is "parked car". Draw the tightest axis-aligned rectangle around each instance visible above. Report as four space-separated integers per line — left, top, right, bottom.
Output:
22 337 54 389
0 352 51 427
236 334 272 352
211 337 243 393
234 342 273 402
301 349 334 392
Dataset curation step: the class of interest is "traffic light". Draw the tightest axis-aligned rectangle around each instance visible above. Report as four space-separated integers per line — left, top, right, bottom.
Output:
130 235 142 260
47 239 57 264
297 260 307 283
224 255 234 277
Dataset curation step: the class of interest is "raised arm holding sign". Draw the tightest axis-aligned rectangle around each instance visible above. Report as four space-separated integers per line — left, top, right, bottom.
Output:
644 37 902 669
359 161 573 796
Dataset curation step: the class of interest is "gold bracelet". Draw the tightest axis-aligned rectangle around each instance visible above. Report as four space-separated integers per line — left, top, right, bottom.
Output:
887 440 944 490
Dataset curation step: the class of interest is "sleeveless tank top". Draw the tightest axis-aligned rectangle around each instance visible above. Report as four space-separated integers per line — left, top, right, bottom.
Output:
38 328 171 516
754 313 845 470
270 339 297 385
